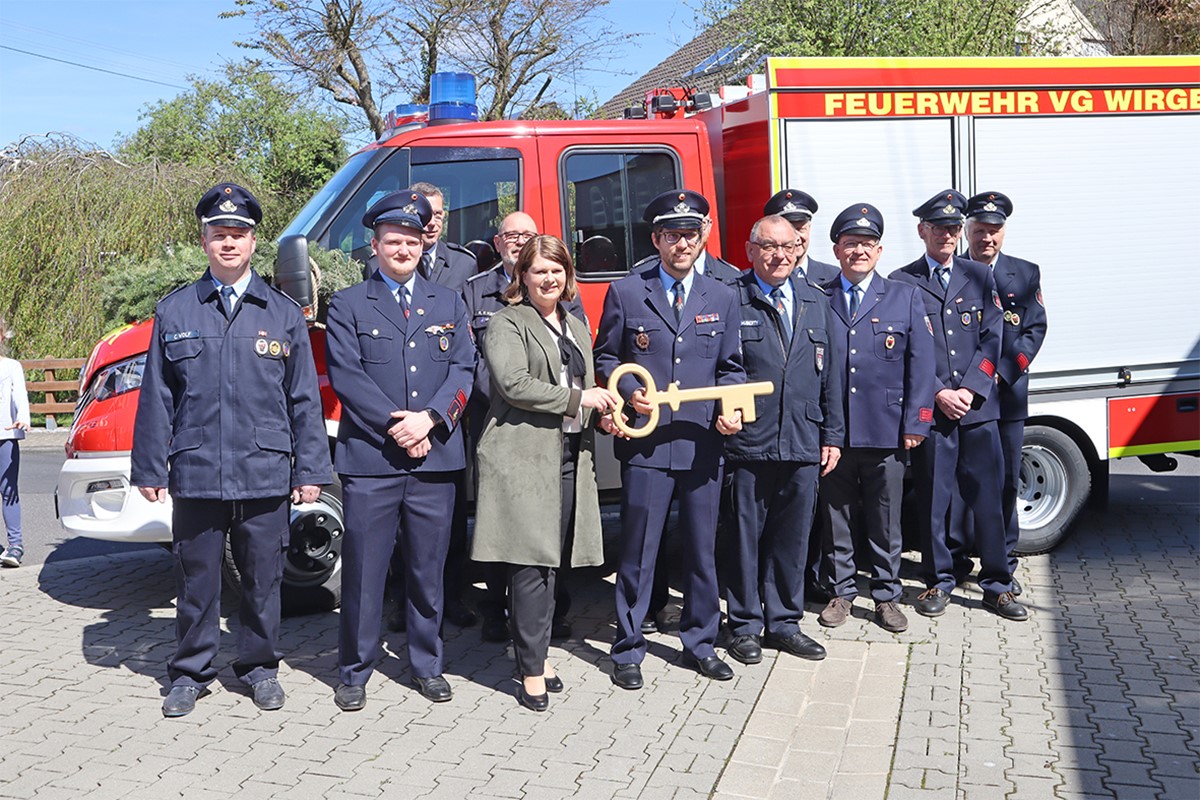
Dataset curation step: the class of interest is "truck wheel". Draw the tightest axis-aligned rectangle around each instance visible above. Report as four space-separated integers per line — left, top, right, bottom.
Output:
222 481 345 617
1014 425 1090 555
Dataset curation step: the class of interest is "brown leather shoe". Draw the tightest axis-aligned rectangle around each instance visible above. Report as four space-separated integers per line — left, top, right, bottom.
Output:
874 601 909 633
818 597 851 627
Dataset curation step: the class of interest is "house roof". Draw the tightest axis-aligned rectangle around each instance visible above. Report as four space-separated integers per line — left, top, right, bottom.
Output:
598 25 751 119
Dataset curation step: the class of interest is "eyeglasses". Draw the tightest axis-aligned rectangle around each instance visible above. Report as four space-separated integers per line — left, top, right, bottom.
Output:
751 240 800 255
838 240 880 252
500 231 537 243
659 230 701 245
923 223 962 236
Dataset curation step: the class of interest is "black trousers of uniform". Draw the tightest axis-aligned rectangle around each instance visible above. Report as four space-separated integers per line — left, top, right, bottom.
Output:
912 419 1012 597
339 472 454 684
819 448 906 603
613 462 722 664
168 496 288 688
951 418 1025 577
726 460 819 638
508 434 579 677
388 469 469 613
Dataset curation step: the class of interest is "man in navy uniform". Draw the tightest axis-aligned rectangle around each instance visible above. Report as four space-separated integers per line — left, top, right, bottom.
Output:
816 204 935 634
325 190 474 709
132 183 332 717
632 203 742 286
723 214 843 666
595 189 746 688
385 181 479 632
890 190 1026 621
763 189 841 286
465 211 586 643
965 192 1047 594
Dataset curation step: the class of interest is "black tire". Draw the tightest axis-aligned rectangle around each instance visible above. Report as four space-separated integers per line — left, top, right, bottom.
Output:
221 480 345 617
1014 425 1090 555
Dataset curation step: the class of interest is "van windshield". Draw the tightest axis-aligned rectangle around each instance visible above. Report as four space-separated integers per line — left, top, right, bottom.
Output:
279 150 382 240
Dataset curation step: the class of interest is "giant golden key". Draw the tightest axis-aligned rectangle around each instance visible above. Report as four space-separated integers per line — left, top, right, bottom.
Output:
607 362 775 439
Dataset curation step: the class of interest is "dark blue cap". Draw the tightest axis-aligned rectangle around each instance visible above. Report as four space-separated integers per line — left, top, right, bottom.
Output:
643 189 709 229
830 203 884 242
362 190 433 232
196 183 261 228
966 191 1013 225
913 189 967 224
764 189 818 221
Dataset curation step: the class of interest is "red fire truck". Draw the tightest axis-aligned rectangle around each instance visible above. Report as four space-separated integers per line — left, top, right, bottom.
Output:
58 57 1200 611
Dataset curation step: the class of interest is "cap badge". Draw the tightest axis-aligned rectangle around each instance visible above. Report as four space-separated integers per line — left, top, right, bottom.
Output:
219 200 238 213
403 203 418 215
942 204 957 215
856 217 870 227
983 201 998 212
782 201 800 213
223 187 232 194
673 201 691 214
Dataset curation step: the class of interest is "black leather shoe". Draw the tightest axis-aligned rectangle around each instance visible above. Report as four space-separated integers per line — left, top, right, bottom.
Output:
544 675 564 694
764 631 827 661
727 634 762 665
251 677 285 711
915 587 950 617
480 616 509 643
1011 576 1023 597
692 655 735 680
551 619 572 640
413 674 453 702
386 608 407 632
334 683 366 711
611 663 643 690
162 685 207 718
983 591 1028 621
444 602 478 628
517 683 549 712
640 617 658 634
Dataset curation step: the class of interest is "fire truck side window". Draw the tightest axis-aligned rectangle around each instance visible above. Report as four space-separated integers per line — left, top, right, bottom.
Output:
562 150 679 278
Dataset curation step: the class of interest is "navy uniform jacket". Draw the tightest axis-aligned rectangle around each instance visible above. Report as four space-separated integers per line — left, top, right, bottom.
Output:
325 271 474 475
463 264 587 406
890 255 1002 425
131 270 332 499
594 268 745 471
990 253 1047 420
823 275 936 449
797 256 841 287
725 272 845 463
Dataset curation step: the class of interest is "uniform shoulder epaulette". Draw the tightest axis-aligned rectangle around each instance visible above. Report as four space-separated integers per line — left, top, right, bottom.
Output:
444 240 476 257
465 266 499 285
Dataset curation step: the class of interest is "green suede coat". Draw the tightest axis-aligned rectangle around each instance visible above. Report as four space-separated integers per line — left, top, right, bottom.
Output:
471 302 604 568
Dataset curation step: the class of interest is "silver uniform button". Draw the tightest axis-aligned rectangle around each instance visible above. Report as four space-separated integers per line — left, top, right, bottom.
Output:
411 391 418 397
410 365 417 372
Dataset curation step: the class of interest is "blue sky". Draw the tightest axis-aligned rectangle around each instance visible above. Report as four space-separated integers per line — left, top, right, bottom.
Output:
0 0 700 151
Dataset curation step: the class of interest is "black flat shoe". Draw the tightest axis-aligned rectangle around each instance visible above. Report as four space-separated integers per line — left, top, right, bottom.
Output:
517 683 549 712
611 663 643 690
412 674 453 702
692 655 735 680
544 675 564 693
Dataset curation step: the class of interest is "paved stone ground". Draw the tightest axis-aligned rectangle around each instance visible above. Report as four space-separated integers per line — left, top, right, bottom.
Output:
2 473 1197 799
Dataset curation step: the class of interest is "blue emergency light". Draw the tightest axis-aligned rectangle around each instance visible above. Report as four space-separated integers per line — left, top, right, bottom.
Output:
429 72 479 122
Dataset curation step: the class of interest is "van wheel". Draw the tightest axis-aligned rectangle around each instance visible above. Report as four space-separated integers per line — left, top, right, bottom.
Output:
1014 426 1090 555
222 481 344 616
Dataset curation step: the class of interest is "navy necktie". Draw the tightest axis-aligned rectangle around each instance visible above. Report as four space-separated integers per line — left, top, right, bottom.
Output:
220 285 236 316
848 285 861 318
936 266 951 290
671 280 685 324
770 287 792 343
398 287 410 319
420 252 433 279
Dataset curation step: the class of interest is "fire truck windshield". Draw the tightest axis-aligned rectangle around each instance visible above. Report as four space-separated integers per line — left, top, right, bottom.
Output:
280 149 385 242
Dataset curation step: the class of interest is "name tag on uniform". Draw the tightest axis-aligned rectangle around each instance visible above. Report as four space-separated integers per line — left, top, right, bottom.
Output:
740 319 760 327
164 330 199 342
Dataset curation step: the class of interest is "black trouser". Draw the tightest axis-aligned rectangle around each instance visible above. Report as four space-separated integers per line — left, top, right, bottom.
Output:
168 496 288 688
509 434 579 677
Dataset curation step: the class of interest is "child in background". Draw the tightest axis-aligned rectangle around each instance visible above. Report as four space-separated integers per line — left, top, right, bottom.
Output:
0 317 30 567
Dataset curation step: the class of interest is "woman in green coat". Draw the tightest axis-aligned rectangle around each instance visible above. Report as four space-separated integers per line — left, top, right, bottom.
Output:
471 235 622 711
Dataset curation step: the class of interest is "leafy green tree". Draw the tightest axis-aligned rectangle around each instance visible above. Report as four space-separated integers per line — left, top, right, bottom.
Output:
701 0 1027 59
120 61 347 206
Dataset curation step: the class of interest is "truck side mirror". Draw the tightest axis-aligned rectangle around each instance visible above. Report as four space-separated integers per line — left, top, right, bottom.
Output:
275 234 315 320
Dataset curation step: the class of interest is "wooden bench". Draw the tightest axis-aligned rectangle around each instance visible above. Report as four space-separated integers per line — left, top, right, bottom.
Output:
23 358 86 428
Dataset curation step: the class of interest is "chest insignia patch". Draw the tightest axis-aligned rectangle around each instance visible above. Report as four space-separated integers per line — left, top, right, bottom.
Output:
815 345 825 372
962 312 972 326
439 335 449 352
268 340 282 357
695 313 720 324
885 334 895 350
255 338 269 355
635 331 650 351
